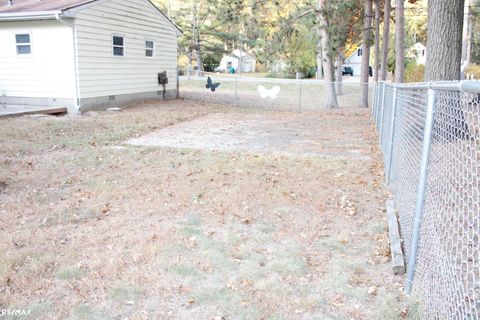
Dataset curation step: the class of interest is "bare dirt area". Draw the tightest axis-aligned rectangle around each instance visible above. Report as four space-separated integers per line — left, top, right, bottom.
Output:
0 99 414 319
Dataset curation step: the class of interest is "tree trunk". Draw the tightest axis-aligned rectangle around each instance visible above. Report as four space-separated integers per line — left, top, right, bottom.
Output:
335 55 343 96
394 0 404 83
461 0 472 78
425 0 464 81
317 43 324 79
195 46 203 76
380 0 391 81
318 0 338 108
192 0 202 76
374 0 380 82
360 0 373 108
426 0 468 140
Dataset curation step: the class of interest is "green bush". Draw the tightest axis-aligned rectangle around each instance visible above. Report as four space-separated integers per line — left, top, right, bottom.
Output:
405 64 425 83
465 64 480 79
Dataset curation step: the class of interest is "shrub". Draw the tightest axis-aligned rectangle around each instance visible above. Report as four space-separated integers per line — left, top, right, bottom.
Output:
405 64 425 83
465 64 480 79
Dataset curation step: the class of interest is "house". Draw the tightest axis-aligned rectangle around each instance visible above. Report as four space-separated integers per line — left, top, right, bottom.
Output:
408 42 427 65
268 60 289 73
218 49 256 73
0 0 181 114
343 47 364 76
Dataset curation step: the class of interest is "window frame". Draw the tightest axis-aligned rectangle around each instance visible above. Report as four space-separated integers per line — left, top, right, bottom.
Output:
112 34 125 57
145 40 155 58
15 33 32 56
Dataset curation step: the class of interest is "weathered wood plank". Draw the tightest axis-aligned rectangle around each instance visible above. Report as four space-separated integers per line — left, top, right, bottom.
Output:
0 105 66 118
386 200 406 275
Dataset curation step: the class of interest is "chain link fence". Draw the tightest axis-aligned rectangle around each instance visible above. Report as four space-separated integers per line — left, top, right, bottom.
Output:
179 72 373 110
373 81 480 319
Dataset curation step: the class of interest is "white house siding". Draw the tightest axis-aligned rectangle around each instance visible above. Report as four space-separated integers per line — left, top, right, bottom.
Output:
0 20 76 105
73 0 178 104
344 48 363 76
219 53 256 73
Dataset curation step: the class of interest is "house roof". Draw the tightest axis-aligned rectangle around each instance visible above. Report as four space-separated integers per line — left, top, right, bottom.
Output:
411 42 426 49
0 0 182 34
0 0 96 13
230 49 256 60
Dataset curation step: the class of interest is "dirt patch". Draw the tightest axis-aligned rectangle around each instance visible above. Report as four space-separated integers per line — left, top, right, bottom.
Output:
0 100 416 319
127 112 371 160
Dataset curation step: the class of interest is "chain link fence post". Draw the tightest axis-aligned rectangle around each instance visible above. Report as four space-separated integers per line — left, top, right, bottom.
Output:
374 82 381 127
386 87 397 184
298 80 302 113
374 82 381 121
378 83 387 144
234 76 238 102
405 87 436 295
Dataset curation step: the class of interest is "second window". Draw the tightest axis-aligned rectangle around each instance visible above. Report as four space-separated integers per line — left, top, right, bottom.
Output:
145 40 154 57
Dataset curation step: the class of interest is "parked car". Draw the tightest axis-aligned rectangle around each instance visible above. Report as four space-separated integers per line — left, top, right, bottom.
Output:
342 66 354 76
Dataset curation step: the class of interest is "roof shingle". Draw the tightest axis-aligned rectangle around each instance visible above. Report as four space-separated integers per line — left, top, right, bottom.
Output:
0 0 96 13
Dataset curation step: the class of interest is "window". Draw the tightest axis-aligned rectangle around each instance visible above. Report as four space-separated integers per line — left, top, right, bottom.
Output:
357 48 363 57
112 35 124 56
15 34 31 55
422 50 425 57
145 40 154 57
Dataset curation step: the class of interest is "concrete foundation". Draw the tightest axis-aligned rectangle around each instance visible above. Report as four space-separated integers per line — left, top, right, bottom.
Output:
79 89 177 113
0 96 76 113
0 89 178 115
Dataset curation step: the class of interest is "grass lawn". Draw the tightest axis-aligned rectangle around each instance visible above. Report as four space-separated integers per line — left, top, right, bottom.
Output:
0 99 417 319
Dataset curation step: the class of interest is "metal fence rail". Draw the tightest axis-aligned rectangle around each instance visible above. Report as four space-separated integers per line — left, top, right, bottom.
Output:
180 72 374 111
373 80 480 319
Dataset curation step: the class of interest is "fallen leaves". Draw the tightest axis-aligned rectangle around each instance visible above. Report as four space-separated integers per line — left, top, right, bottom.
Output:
368 286 378 296
101 202 111 215
332 294 345 307
241 217 252 225
338 195 358 216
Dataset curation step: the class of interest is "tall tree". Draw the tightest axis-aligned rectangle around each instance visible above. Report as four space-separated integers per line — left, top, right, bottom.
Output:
324 0 363 96
318 0 339 108
192 0 202 75
380 0 391 80
461 0 472 78
317 43 324 79
373 0 380 82
425 0 465 80
426 0 469 140
394 0 405 82
335 54 343 95
469 0 480 65
360 0 373 107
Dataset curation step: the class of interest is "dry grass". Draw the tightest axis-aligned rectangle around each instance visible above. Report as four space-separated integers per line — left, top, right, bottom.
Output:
0 99 417 319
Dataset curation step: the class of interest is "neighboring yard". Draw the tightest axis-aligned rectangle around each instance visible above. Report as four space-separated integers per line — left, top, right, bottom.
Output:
0 100 415 319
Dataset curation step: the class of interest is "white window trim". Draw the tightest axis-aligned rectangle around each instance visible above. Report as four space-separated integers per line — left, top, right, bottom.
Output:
112 34 125 57
14 32 32 56
145 39 155 58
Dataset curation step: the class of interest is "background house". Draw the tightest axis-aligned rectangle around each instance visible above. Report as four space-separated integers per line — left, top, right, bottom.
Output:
343 47 364 76
218 49 256 73
409 42 427 65
0 0 181 114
